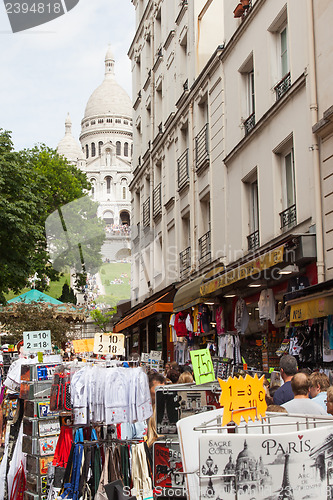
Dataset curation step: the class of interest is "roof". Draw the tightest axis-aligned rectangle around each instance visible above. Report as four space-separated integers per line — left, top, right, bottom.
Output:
7 289 63 305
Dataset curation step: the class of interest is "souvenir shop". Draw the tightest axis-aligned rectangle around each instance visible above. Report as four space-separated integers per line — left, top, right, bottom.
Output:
171 234 321 374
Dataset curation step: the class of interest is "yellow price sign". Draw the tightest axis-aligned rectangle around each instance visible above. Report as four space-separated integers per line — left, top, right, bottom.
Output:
190 349 215 385
218 374 267 426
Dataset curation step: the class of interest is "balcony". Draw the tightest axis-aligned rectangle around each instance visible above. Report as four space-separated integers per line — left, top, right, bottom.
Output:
199 231 211 266
275 72 291 101
195 123 209 172
247 229 260 251
153 183 162 219
177 149 189 191
180 247 191 279
280 204 297 229
143 198 150 227
244 112 256 135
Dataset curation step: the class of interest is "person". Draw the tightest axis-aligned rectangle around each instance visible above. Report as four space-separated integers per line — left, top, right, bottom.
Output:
148 372 165 406
326 386 333 416
273 355 298 405
178 371 194 384
166 368 180 384
266 405 288 413
282 372 327 415
309 372 330 411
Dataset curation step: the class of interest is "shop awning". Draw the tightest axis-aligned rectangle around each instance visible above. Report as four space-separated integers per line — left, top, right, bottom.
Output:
113 293 173 332
200 245 285 296
288 290 333 322
173 276 208 313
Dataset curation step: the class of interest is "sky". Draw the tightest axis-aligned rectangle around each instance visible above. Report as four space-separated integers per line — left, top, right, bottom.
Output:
0 0 135 151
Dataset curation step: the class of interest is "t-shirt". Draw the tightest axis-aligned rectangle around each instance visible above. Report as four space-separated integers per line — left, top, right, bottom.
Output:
282 398 327 415
312 391 327 411
273 380 294 406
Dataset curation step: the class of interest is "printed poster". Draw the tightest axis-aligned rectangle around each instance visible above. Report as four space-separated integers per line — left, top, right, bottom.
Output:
199 427 333 499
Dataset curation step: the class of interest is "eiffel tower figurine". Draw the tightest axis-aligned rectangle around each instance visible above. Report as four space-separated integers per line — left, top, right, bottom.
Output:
278 453 294 500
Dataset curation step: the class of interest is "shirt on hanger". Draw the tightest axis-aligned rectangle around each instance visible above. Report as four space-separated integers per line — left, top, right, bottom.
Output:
174 312 188 337
258 288 276 324
215 305 225 335
234 298 249 335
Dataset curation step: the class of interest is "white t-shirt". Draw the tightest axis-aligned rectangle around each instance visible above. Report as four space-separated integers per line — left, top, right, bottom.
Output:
282 397 327 415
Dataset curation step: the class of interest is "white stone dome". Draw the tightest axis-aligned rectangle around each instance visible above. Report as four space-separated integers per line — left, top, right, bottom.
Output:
57 113 84 163
84 47 132 120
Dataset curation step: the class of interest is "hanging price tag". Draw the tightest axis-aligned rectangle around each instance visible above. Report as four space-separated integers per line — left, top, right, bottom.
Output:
218 374 267 426
93 333 125 356
190 349 215 385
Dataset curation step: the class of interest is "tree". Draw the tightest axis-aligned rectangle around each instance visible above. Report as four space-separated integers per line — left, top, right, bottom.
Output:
90 308 117 333
0 301 79 348
0 129 105 303
58 283 77 304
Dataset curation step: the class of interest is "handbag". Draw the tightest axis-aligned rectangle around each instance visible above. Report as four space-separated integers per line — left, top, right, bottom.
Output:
131 443 153 500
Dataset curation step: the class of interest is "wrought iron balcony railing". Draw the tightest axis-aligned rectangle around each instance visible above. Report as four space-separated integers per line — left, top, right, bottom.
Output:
275 72 291 101
247 229 260 251
153 183 162 219
143 197 150 227
244 112 256 135
195 123 209 171
199 231 211 265
280 204 297 229
180 247 191 278
177 149 189 190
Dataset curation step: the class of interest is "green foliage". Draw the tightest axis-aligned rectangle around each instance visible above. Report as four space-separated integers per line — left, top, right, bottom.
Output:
0 129 103 303
58 283 77 305
90 308 117 333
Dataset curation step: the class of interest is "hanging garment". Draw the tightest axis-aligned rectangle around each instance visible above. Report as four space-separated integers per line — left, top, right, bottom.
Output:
328 315 333 350
174 312 188 337
192 305 199 335
105 368 130 425
198 304 210 333
131 443 153 500
234 298 249 335
258 288 276 324
53 426 73 468
169 314 177 343
71 368 89 425
323 319 333 362
7 423 26 500
215 305 225 335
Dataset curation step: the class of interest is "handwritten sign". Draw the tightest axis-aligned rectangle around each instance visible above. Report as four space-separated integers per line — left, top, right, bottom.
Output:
93 333 125 356
190 349 215 385
72 339 94 353
23 330 52 352
218 374 267 426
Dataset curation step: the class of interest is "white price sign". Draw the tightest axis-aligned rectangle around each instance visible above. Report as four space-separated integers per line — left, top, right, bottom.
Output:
149 350 162 361
93 333 125 356
23 330 52 352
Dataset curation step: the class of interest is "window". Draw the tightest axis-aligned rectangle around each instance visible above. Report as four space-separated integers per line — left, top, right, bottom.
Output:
107 118 112 123
248 70 255 116
123 187 126 200
98 119 104 124
249 179 259 235
116 141 121 155
243 169 260 250
90 178 96 200
91 120 95 125
85 144 89 158
124 142 129 157
274 135 297 229
280 26 288 77
105 176 112 194
91 142 96 157
98 141 103 156
115 119 121 124
283 149 295 209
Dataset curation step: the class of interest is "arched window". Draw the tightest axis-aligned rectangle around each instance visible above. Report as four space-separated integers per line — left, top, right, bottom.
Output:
91 142 96 157
116 141 121 155
131 143 133 157
105 176 112 194
85 144 89 158
124 142 129 157
90 178 96 199
98 141 103 155
123 187 126 200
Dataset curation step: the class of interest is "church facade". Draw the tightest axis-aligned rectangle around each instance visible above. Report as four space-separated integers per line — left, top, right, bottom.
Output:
57 47 133 262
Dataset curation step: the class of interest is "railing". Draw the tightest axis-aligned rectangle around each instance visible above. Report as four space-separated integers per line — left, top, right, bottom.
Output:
280 204 297 229
275 72 291 101
177 149 189 190
153 183 162 218
180 247 191 278
143 198 150 227
244 112 256 135
195 123 209 170
247 229 260 251
199 231 211 265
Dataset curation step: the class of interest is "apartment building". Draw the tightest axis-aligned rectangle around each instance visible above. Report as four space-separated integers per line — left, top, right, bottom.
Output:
114 0 332 365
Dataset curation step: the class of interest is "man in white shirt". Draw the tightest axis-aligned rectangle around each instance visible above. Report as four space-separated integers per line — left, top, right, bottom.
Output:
282 372 327 415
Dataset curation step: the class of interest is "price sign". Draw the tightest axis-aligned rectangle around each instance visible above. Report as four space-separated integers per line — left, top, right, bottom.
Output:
190 349 215 385
218 374 267 426
149 350 162 360
141 353 149 363
23 330 52 352
72 339 94 353
93 333 125 356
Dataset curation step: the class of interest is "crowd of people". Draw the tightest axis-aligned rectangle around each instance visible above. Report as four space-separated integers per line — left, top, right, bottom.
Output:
105 224 131 236
265 354 333 416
